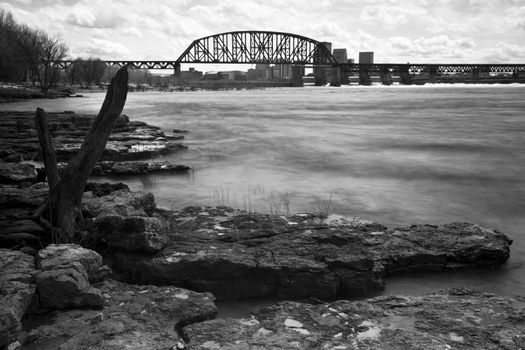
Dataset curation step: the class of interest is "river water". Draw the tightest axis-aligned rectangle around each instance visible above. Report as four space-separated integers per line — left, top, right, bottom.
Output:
2 84 524 299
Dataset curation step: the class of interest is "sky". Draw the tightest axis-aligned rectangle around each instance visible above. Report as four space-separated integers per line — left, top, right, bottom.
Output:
2 0 525 69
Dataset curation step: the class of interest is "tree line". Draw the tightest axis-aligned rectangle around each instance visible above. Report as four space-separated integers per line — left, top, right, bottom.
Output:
0 8 67 92
0 9 167 93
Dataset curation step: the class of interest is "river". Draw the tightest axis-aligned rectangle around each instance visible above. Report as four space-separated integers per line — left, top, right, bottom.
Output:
2 84 524 301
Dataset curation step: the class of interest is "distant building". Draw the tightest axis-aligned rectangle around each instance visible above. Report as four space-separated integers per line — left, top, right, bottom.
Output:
248 64 270 80
274 64 292 78
180 67 203 80
321 42 332 55
204 70 246 80
247 63 292 80
333 49 348 63
203 71 221 80
348 58 355 64
359 52 374 64
220 70 247 80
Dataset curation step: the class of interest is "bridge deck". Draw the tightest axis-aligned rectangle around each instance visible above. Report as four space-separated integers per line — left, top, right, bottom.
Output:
52 60 525 73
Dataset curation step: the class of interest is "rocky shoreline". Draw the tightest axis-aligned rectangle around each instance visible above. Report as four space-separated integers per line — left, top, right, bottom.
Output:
0 111 523 349
0 85 81 103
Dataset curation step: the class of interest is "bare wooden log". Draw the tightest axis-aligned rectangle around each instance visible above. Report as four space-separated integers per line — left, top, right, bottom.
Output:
35 66 128 242
34 108 59 189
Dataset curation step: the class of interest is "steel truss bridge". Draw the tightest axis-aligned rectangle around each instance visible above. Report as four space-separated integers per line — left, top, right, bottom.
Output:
53 30 525 74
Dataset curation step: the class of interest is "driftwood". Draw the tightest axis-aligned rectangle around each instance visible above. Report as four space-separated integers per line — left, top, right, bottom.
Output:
34 66 128 242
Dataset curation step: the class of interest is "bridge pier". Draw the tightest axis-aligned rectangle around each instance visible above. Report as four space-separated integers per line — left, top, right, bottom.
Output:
380 69 392 85
428 66 437 83
291 66 304 87
471 67 480 82
314 67 327 86
330 66 341 86
399 65 412 85
512 70 524 82
359 69 371 86
174 62 181 77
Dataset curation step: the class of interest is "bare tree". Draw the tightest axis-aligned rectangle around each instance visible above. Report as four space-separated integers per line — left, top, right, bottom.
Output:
34 66 128 242
9 20 67 92
39 34 68 91
67 58 107 88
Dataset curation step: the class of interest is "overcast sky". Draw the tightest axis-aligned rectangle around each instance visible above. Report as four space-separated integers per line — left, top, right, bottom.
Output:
2 0 525 67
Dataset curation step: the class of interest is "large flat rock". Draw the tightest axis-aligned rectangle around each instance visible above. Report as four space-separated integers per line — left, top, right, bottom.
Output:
0 111 186 163
184 289 525 349
21 279 218 350
111 207 512 301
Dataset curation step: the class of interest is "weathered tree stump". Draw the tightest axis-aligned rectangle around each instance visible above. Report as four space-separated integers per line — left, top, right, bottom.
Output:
34 66 128 242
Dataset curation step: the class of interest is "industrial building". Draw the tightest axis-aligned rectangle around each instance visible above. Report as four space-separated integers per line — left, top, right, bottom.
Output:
359 52 374 64
333 49 348 63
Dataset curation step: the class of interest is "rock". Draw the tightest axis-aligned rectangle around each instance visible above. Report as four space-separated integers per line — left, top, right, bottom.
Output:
0 183 47 208
0 249 37 348
0 150 23 163
0 160 37 184
35 262 104 309
146 161 191 174
370 222 513 274
81 189 156 218
21 279 217 350
86 161 191 176
111 207 512 301
108 161 148 175
19 246 38 256
0 220 44 236
0 111 187 163
94 215 167 253
184 290 525 350
84 182 129 197
7 341 21 350
37 244 111 283
0 233 39 244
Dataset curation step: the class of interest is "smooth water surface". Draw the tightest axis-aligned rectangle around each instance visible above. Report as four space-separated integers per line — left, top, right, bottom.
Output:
2 84 524 297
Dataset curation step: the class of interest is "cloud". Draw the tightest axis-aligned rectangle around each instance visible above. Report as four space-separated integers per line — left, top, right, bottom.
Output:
480 42 525 62
10 0 32 4
71 38 131 58
65 4 126 28
427 16 480 34
121 26 143 37
503 6 525 31
360 4 427 27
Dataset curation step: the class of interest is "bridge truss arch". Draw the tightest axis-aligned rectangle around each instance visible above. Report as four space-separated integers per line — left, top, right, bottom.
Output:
176 31 338 65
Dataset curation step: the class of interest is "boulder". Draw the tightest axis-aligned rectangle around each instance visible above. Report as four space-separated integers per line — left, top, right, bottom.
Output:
0 161 37 184
81 189 156 218
37 244 111 283
0 249 36 348
94 215 167 253
368 222 512 274
184 290 525 350
111 207 512 301
35 263 104 309
21 279 217 350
